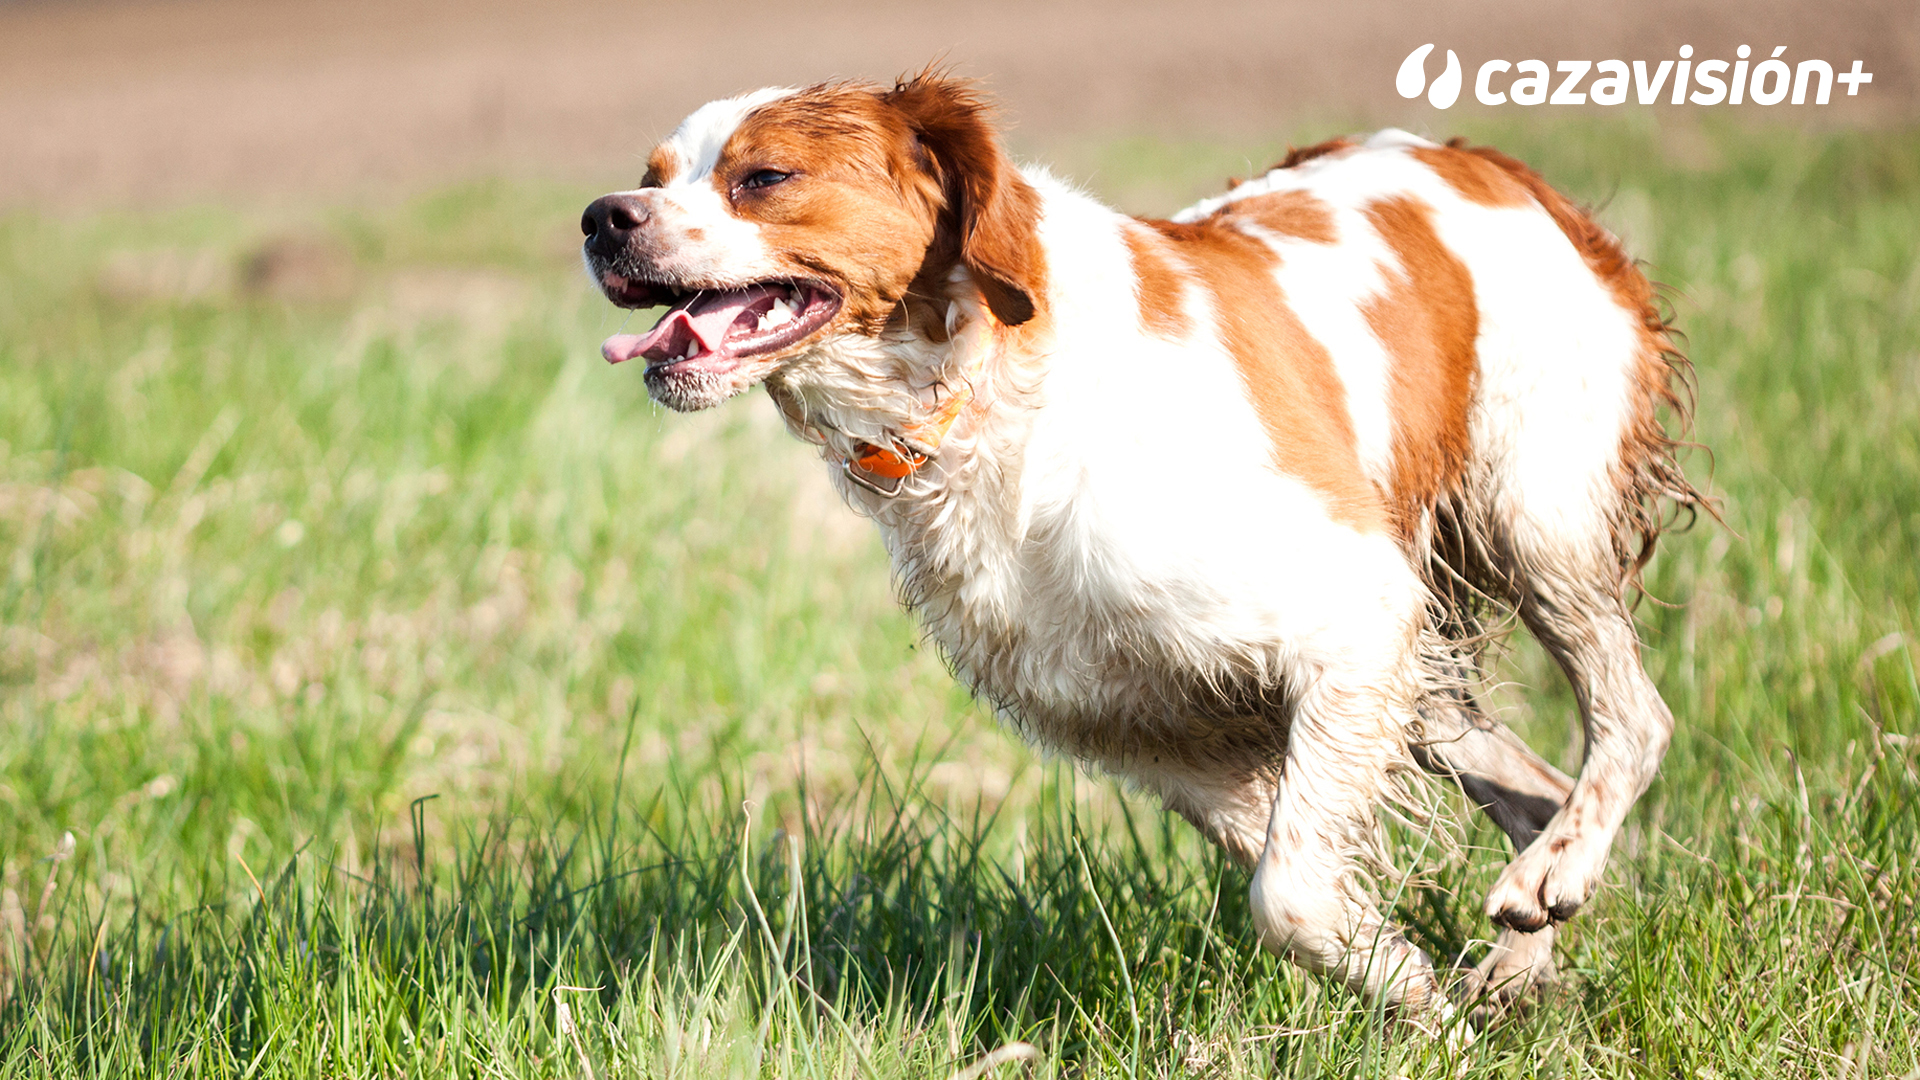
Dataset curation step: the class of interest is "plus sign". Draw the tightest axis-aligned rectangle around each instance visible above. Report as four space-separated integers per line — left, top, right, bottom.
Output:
1837 61 1874 95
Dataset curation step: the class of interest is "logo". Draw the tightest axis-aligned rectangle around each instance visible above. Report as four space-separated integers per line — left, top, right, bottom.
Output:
1396 44 1874 108
1397 44 1463 108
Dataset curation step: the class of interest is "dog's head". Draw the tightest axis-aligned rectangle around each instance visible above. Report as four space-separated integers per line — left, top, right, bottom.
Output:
583 74 1044 412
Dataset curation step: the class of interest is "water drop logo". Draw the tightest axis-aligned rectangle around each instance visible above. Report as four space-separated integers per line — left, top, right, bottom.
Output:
1396 44 1463 108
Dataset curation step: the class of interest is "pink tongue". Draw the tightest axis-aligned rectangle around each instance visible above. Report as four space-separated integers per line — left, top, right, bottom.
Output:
602 285 783 365
601 334 647 364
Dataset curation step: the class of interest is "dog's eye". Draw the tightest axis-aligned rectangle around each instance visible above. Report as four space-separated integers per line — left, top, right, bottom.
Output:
740 169 792 191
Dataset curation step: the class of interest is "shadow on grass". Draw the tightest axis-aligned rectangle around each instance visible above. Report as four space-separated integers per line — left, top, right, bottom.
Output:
7 721 1920 1076
2 748 1308 1072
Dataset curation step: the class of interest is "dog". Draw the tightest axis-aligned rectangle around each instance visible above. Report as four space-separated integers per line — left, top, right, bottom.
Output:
580 73 1702 1018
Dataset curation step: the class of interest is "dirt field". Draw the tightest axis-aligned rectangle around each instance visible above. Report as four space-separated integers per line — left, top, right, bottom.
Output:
1 0 1912 210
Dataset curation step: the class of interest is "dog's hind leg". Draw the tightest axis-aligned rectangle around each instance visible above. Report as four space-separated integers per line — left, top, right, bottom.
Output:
1414 686 1572 1008
1480 574 1674 933
1413 686 1570 848
1414 516 1571 848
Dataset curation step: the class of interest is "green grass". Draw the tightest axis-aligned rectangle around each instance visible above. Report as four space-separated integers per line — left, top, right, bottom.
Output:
2 118 1917 1077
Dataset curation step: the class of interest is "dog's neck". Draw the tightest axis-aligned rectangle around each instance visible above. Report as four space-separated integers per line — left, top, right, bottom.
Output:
764 290 1043 626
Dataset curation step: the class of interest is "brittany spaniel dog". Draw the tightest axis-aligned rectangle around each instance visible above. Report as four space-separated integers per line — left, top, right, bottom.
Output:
581 74 1701 1019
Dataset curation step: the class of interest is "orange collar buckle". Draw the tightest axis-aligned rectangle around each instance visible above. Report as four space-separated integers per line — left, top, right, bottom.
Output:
837 309 995 498
842 377 972 497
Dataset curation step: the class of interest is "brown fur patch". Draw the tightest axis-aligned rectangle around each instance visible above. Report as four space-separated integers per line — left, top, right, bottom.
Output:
1220 189 1339 245
715 85 946 332
702 75 1047 336
1408 145 1529 209
1148 218 1387 533
883 74 1048 326
1437 138 1708 584
1122 224 1193 340
642 145 679 187
1271 138 1357 171
1360 195 1478 540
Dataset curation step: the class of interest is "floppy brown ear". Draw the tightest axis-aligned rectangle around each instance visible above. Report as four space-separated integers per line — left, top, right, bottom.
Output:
883 73 1045 326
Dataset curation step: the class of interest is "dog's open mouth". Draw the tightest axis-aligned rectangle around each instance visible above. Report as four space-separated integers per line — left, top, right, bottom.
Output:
600 279 841 373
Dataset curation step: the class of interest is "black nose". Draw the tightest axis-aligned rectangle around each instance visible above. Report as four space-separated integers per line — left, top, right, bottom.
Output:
581 193 649 257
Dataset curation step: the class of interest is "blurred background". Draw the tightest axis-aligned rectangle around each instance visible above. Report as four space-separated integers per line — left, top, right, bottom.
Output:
2 0 1913 209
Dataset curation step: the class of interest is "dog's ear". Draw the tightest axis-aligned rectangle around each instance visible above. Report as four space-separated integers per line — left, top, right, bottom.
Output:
883 73 1045 326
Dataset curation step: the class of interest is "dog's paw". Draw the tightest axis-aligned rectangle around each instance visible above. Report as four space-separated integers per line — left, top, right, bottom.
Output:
1484 830 1605 931
1456 925 1556 1022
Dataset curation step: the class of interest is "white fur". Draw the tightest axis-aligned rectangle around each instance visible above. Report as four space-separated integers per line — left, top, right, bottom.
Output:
671 86 800 179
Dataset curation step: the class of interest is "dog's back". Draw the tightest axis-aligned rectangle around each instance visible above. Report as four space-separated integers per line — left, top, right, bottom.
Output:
1161 131 1693 596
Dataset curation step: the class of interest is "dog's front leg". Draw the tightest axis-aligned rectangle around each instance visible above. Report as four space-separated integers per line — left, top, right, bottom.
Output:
1247 667 1448 1014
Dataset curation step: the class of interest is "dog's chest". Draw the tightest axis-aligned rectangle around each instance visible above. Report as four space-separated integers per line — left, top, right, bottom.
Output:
868 427 1418 756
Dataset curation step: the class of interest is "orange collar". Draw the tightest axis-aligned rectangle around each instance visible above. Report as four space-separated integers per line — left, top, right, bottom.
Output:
839 314 994 496
849 378 973 478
